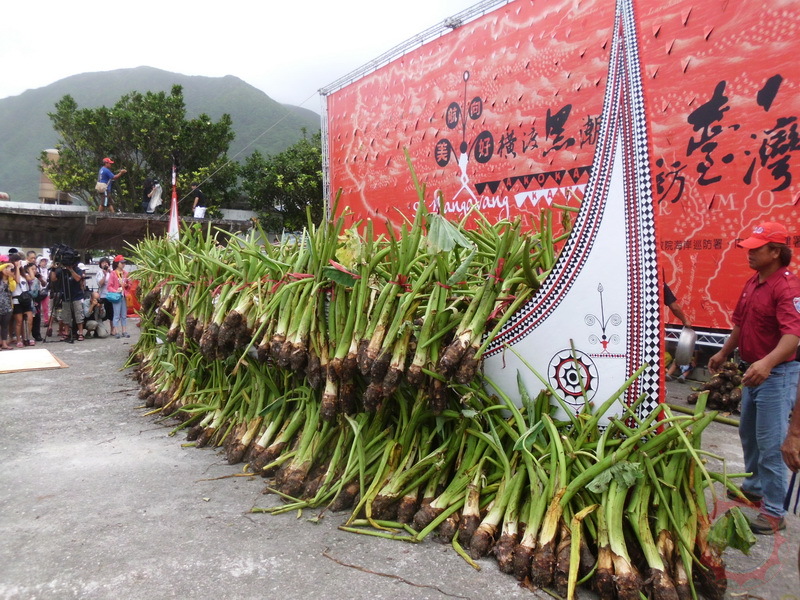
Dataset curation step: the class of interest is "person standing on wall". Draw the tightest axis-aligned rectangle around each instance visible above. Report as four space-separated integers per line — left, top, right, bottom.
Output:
190 182 208 219
708 221 800 535
141 177 154 214
96 158 127 213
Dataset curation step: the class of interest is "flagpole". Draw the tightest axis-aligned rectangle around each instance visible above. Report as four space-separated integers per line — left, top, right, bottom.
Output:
168 163 180 241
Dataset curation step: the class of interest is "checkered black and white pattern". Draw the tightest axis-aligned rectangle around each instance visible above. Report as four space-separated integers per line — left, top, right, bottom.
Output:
484 8 624 352
484 0 662 420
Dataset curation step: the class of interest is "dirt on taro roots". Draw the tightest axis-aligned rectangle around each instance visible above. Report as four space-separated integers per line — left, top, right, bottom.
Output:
0 332 797 600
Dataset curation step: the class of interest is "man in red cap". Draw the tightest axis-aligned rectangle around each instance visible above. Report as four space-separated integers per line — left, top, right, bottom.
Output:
96 157 127 213
709 221 800 534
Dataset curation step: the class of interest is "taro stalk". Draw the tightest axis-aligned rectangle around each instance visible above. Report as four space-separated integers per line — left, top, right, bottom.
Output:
455 396 512 556
368 265 431 400
457 458 485 548
511 472 550 582
356 264 400 375
225 364 273 464
672 480 698 600
480 376 551 582
258 277 305 362
436 220 514 379
359 198 425 377
367 431 437 522
263 419 357 514
530 414 568 589
264 232 312 361
219 240 286 358
566 503 599 600
360 404 458 524
686 444 727 598
626 479 679 600
493 464 527 573
301 420 355 505
652 400 729 600
407 203 477 385
273 399 333 499
574 411 712 599
283 281 322 372
318 281 342 420
362 281 423 409
411 426 485 532
487 380 549 574
642 450 695 600
469 466 525 560
406 254 451 386
198 280 238 359
324 262 361 381
249 396 307 476
357 255 409 379
333 223 390 381
195 362 252 448
329 411 393 513
242 369 291 463
590 428 616 600
362 394 449 522
605 477 643 600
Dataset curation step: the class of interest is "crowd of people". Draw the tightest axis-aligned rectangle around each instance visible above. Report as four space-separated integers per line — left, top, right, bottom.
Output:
0 248 133 348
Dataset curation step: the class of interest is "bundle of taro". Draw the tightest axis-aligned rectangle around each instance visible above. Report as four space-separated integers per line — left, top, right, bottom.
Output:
687 361 743 413
131 187 568 420
126 190 755 599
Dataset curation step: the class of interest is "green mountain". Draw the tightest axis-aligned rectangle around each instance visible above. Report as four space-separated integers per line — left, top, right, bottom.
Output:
0 66 321 202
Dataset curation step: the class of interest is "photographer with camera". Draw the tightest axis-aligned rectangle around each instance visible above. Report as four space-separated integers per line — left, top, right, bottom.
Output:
49 246 86 342
9 253 35 347
0 260 14 350
83 291 109 338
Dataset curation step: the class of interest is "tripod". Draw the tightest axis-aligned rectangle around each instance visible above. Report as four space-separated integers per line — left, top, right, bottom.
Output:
43 292 63 343
43 267 79 344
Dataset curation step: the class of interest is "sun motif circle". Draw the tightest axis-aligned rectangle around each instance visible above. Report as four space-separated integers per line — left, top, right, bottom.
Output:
548 349 598 407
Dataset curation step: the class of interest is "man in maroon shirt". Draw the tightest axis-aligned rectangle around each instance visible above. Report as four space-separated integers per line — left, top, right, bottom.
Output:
709 221 800 534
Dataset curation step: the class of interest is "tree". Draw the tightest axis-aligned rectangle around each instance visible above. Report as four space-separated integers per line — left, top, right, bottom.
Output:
40 85 238 213
239 129 323 231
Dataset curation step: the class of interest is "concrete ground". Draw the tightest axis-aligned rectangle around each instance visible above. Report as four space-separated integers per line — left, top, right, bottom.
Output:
0 327 796 600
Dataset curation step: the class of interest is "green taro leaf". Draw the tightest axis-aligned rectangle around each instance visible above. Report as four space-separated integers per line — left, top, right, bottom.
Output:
321 265 359 287
586 461 643 494
708 507 757 555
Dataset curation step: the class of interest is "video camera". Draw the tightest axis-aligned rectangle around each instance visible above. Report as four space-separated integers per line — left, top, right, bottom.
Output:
50 243 80 267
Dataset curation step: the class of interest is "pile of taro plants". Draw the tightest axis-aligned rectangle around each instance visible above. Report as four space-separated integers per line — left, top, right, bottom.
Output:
127 195 754 600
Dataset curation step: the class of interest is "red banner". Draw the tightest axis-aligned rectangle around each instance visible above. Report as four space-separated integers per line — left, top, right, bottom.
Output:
325 0 800 330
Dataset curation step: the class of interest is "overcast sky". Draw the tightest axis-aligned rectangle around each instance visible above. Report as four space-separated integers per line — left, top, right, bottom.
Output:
1 0 478 112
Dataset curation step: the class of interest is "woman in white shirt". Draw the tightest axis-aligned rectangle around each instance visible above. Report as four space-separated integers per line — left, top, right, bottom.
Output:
95 257 114 332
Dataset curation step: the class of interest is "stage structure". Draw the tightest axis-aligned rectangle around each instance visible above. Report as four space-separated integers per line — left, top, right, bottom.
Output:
320 0 800 421
480 0 660 422
321 0 800 335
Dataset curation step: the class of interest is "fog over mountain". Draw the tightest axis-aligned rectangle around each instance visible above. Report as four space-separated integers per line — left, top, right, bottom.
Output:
0 66 321 201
